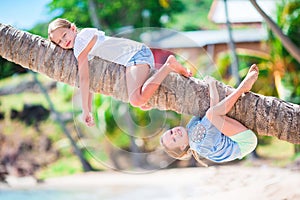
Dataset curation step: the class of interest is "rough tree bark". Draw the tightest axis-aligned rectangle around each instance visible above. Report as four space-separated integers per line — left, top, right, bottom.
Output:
0 23 299 143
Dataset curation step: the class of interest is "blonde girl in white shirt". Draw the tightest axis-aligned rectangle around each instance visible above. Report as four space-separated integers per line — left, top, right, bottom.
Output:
48 18 191 127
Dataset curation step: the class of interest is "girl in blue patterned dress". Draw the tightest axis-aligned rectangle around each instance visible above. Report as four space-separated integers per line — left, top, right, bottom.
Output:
160 64 259 166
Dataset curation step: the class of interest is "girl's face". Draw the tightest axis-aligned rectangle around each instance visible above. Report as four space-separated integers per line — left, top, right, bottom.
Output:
49 25 76 49
161 126 189 151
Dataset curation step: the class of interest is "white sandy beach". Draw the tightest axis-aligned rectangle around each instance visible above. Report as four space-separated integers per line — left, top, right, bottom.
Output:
1 160 300 200
20 164 299 200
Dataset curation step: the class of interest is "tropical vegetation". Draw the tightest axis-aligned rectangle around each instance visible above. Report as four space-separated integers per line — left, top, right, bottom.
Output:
0 0 299 178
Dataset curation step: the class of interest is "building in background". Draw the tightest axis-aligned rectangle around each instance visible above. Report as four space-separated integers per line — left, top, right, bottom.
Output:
144 0 276 73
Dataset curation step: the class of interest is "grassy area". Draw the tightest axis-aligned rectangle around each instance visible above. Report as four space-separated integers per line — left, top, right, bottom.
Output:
36 156 83 180
256 137 295 167
0 74 74 113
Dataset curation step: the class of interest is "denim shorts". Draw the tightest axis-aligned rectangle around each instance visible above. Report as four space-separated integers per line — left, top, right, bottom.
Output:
126 45 155 69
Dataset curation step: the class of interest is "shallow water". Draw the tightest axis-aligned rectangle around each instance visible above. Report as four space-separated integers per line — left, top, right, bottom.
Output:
0 189 121 200
0 186 186 200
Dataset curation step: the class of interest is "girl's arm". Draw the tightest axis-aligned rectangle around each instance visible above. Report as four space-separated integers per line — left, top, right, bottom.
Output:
77 35 97 126
88 92 94 112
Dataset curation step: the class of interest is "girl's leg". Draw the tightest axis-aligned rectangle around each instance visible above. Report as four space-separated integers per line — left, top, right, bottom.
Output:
206 64 259 136
206 77 248 136
209 64 259 116
126 55 191 108
208 115 248 136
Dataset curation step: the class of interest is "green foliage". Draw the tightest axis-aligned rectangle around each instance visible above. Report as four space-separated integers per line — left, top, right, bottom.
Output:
257 135 273 146
28 22 49 38
0 57 27 80
56 82 74 102
215 0 300 102
47 0 186 33
293 151 300 160
166 0 216 31
37 156 82 179
216 52 277 96
269 0 300 104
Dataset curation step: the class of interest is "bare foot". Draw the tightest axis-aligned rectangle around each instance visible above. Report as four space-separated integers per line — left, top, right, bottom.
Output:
165 55 192 77
238 64 259 93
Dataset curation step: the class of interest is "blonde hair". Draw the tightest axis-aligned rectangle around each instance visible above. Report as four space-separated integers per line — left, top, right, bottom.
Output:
160 134 208 167
48 18 75 41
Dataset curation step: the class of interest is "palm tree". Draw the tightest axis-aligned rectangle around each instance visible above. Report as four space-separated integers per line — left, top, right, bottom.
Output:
0 23 299 144
223 0 240 85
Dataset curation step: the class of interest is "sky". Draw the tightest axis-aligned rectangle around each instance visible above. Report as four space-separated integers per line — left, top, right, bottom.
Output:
0 0 54 30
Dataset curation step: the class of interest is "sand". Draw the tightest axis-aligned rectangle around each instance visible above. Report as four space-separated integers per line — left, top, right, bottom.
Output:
2 163 300 200
42 164 300 200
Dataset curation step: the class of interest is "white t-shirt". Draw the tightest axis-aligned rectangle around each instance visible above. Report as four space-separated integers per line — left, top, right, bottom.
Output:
73 28 144 66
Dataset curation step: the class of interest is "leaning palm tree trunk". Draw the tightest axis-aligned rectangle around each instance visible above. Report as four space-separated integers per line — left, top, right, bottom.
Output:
0 23 299 144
